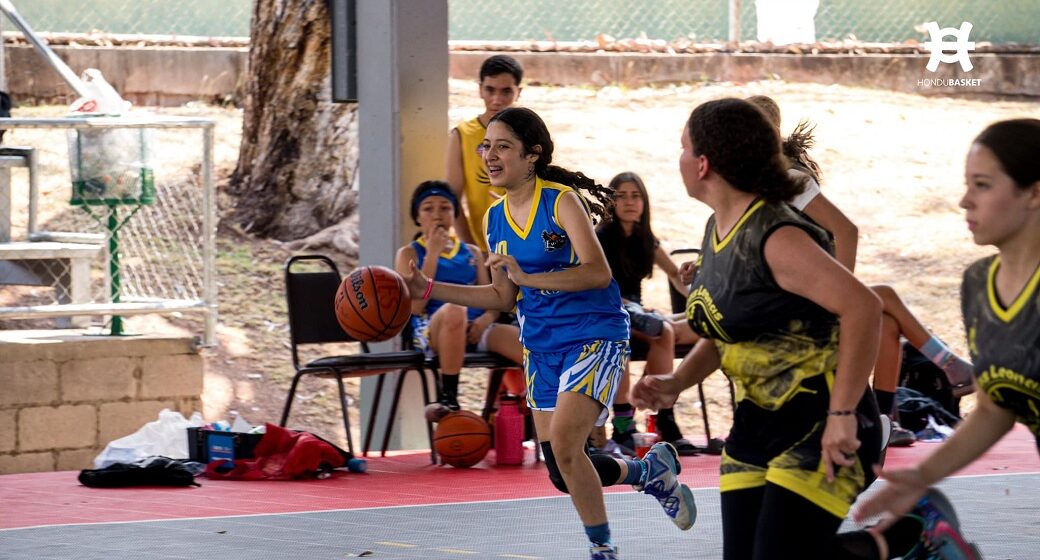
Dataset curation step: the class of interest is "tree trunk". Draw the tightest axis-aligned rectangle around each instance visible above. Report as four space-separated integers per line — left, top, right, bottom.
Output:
229 0 358 242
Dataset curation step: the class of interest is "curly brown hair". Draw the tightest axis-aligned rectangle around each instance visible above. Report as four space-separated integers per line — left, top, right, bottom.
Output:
687 98 806 203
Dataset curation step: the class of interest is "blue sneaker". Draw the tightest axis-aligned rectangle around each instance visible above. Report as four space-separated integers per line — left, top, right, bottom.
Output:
589 544 619 559
903 488 982 559
636 442 696 530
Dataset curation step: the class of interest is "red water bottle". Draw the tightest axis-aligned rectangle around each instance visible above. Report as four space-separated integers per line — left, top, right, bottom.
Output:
494 395 525 465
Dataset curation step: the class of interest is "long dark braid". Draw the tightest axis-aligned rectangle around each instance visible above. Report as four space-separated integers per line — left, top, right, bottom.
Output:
490 107 612 224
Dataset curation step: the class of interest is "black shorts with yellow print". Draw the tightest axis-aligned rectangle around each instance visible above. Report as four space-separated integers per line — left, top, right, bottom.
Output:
720 373 882 519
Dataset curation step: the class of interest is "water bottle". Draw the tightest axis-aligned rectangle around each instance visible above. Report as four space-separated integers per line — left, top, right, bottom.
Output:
494 395 525 465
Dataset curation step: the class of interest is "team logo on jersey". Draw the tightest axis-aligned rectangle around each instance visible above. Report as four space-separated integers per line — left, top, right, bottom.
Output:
686 285 732 342
541 230 566 252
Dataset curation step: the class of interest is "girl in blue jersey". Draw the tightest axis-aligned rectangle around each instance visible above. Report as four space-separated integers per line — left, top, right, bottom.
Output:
395 181 523 409
403 108 695 559
851 119 1040 560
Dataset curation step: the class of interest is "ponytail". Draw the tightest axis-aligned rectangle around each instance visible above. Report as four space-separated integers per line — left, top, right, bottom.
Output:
540 165 613 224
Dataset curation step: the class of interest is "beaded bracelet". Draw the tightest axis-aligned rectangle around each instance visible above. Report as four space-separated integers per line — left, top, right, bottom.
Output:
421 278 434 301
826 409 855 416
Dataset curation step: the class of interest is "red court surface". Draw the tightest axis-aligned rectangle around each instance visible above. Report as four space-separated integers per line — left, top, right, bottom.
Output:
1 424 1035 531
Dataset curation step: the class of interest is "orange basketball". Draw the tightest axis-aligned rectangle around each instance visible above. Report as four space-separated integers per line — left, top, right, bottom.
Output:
434 411 491 468
334 265 411 342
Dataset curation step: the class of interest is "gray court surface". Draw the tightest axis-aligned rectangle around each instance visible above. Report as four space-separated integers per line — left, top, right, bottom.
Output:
1 474 1037 559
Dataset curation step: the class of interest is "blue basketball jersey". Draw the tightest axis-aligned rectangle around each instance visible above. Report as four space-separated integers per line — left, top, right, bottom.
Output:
483 177 629 352
411 238 484 321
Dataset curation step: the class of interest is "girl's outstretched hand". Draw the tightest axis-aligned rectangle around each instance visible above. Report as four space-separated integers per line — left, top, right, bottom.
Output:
630 373 682 410
402 260 430 300
852 466 930 529
486 253 527 286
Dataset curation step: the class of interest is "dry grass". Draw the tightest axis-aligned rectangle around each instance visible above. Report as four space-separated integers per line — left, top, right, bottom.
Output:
6 82 1037 450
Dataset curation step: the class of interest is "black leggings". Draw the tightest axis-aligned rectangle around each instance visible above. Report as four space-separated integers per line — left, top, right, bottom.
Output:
723 483 919 560
722 483 844 560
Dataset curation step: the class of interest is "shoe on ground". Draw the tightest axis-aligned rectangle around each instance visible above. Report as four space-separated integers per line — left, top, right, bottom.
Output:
889 421 916 447
636 442 697 531
610 426 637 456
424 402 451 423
438 395 461 411
878 414 892 465
589 545 619 560
902 488 982 560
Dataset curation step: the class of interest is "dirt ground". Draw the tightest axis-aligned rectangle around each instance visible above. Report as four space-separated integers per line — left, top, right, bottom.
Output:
5 80 1038 452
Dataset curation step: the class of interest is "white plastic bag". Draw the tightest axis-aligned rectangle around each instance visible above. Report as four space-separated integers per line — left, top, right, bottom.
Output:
94 409 204 468
69 68 131 115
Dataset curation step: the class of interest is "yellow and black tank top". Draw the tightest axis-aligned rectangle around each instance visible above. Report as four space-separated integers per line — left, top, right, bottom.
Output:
455 117 506 253
962 255 1040 450
686 199 839 411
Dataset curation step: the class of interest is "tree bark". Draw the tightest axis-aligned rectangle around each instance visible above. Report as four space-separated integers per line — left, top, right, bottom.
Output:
229 0 358 241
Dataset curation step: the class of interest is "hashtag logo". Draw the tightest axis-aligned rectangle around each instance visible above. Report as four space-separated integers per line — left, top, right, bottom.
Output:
923 21 975 72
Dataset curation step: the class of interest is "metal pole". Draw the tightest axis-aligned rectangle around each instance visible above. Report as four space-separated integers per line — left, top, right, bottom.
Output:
0 0 90 97
729 0 741 43
202 125 216 346
107 203 124 335
27 148 38 235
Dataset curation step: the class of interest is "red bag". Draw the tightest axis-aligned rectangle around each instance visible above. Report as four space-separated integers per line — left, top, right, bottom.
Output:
204 423 345 480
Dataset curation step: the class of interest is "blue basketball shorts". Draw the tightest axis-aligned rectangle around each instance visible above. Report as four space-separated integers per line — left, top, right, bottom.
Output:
523 339 630 426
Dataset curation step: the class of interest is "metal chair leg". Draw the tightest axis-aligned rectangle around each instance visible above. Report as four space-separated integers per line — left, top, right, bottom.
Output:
279 370 306 427
416 367 437 464
380 370 409 456
698 382 713 443
362 372 387 457
333 372 354 455
481 368 506 422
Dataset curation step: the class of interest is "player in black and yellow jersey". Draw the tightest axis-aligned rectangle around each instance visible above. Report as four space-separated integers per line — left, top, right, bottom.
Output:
632 98 885 559
851 120 1039 559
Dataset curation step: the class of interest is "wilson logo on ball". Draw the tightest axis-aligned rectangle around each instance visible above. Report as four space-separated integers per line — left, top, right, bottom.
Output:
350 271 369 310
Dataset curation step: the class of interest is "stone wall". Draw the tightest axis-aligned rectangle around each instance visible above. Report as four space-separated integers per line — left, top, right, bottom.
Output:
4 45 1037 107
0 331 203 474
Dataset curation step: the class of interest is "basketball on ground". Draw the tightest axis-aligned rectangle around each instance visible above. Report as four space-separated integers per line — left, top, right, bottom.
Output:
434 411 491 468
334 265 410 342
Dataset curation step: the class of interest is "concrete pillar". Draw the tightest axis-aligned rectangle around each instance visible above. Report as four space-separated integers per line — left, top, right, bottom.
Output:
356 0 447 451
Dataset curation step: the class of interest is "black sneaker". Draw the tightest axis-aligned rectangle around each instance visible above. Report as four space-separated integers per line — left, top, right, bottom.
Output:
439 394 461 411
610 426 637 456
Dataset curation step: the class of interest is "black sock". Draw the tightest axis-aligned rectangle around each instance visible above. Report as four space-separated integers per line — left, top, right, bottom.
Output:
656 407 683 441
612 403 634 433
875 390 895 417
440 374 460 406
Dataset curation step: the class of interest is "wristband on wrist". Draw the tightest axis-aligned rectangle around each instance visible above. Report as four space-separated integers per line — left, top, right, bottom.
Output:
826 409 855 416
421 278 434 301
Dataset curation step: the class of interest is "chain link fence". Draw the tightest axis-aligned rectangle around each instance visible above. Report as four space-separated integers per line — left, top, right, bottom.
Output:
0 118 216 343
9 0 1039 44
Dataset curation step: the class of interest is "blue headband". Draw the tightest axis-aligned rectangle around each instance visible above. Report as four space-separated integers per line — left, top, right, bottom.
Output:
411 186 459 222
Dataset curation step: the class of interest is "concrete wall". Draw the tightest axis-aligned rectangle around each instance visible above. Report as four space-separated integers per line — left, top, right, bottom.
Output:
4 45 1038 107
4 44 248 107
0 331 203 474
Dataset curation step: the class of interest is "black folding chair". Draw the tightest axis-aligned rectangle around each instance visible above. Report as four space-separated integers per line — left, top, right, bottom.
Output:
668 248 735 454
280 255 434 461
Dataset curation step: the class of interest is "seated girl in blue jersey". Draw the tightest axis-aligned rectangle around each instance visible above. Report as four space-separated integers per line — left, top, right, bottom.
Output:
394 181 523 410
850 119 1040 560
597 171 700 456
749 95 975 444
402 108 695 560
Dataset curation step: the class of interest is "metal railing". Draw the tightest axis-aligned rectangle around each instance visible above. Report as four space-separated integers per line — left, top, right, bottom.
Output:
0 115 217 345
